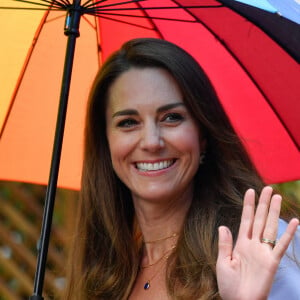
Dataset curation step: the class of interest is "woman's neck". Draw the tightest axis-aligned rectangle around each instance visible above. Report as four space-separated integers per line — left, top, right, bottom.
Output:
133 189 192 264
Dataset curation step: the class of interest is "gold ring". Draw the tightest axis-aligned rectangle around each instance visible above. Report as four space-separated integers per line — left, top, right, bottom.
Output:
261 238 276 247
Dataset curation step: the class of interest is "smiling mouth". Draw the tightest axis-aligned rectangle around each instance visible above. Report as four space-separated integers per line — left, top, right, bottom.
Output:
135 159 175 172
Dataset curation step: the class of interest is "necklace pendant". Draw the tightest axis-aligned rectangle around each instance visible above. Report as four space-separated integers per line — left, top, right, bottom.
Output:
144 281 150 290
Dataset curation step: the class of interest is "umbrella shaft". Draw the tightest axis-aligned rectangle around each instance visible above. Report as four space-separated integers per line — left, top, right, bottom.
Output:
29 5 82 300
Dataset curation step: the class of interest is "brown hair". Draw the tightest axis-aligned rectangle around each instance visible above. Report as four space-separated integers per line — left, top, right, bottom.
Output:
65 38 265 299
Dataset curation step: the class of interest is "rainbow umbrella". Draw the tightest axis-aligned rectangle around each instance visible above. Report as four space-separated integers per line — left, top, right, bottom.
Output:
0 1 299 298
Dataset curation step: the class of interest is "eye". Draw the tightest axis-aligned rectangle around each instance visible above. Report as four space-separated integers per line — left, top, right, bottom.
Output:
162 112 184 123
116 118 138 128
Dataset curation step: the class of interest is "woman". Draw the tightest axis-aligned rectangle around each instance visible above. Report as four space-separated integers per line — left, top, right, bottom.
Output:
65 38 299 299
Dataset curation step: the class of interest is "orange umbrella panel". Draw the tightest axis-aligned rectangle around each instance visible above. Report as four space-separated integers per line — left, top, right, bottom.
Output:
0 3 101 189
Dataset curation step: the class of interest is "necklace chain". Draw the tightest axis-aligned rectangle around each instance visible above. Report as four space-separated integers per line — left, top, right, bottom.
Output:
143 232 178 244
140 245 176 269
143 267 162 290
141 232 178 290
141 245 176 290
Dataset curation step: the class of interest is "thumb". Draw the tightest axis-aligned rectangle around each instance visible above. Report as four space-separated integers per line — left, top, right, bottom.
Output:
217 226 233 262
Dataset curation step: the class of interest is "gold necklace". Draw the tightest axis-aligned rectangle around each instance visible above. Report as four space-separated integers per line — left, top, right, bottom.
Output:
144 232 178 244
140 245 176 269
143 266 163 290
141 245 176 290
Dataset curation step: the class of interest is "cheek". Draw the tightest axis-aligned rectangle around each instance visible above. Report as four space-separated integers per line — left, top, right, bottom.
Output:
170 125 202 155
182 136 201 160
107 133 135 166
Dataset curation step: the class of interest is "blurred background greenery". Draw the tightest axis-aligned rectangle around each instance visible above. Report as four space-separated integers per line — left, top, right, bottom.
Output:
0 180 299 299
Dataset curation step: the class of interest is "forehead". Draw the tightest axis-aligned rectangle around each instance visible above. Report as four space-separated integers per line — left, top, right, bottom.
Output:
107 67 184 112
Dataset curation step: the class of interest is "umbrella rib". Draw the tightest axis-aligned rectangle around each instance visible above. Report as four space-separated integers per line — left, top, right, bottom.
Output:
88 5 221 11
0 6 61 10
19 0 68 5
85 4 222 12
170 0 232 47
45 13 66 24
89 11 197 22
170 1 251 70
82 0 104 7
88 0 145 10
55 0 71 6
83 0 111 10
43 0 70 8
133 0 163 38
85 4 224 22
81 14 97 29
85 0 162 34
97 5 222 10
87 13 155 29
0 8 51 140
84 0 145 10
37 0 66 5
2 1 223 17
11 0 64 9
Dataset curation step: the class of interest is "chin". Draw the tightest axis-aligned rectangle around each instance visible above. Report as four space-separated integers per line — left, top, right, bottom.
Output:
133 188 184 203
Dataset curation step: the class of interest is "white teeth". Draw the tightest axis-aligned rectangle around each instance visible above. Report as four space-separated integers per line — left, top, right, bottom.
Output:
136 160 174 171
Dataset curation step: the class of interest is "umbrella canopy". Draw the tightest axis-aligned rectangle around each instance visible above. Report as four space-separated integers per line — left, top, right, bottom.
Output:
236 0 300 24
0 0 300 190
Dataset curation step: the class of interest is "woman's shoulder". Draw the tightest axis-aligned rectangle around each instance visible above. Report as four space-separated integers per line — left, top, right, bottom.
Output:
268 219 300 300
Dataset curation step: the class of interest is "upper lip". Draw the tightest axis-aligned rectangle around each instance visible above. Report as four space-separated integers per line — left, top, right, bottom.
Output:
135 159 176 171
134 158 175 164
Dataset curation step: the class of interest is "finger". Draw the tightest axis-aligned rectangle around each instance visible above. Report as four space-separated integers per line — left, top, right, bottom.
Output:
273 218 299 259
252 186 273 239
261 194 281 248
217 226 233 262
237 188 255 240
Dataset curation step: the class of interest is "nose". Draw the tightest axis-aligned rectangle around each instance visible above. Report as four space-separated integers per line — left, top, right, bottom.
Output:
140 122 164 152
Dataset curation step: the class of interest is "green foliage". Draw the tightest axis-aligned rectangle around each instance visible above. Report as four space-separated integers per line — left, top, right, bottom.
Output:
273 180 300 218
274 180 300 202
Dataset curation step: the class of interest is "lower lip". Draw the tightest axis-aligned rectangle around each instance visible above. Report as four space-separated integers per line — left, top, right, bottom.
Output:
134 160 177 176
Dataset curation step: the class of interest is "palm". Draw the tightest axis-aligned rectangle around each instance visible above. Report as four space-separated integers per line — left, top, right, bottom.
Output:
216 187 299 300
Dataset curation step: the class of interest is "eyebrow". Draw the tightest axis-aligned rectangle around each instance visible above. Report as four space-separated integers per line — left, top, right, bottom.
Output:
112 102 185 118
157 102 184 113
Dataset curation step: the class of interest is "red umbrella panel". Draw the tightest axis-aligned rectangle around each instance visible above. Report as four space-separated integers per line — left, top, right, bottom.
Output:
0 0 299 191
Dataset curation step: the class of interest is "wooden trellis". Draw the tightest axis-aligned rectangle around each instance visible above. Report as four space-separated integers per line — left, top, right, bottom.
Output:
0 182 78 300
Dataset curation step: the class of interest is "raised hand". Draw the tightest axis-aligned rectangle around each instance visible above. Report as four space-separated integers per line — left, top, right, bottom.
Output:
216 186 299 300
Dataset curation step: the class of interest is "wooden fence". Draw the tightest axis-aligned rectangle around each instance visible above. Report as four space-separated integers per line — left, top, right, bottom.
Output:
0 181 78 300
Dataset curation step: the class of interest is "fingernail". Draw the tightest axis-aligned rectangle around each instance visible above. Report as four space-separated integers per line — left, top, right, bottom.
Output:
219 226 229 235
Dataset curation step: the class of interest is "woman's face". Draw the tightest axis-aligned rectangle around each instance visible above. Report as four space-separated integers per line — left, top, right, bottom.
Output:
106 67 205 203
